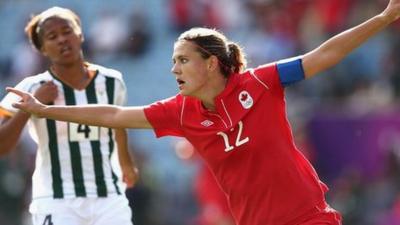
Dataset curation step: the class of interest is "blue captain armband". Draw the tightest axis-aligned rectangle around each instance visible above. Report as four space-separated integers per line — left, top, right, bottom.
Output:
276 57 305 87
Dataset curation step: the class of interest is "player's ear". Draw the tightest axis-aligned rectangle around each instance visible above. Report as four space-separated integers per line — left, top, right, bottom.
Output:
40 46 48 57
79 33 84 42
208 55 219 71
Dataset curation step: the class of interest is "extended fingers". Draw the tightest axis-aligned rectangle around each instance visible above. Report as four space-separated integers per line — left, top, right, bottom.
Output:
6 87 29 98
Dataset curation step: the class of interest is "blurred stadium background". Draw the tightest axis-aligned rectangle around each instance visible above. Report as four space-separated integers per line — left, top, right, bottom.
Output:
0 0 400 225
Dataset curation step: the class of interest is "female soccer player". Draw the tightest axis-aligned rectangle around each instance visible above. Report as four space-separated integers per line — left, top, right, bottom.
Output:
0 7 138 225
6 1 400 224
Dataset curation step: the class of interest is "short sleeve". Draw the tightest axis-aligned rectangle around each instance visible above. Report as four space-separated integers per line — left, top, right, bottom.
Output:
251 58 305 89
144 95 184 138
251 63 283 91
0 78 35 116
115 77 127 106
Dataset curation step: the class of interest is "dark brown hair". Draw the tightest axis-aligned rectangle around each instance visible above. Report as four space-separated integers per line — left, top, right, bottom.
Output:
177 27 247 77
24 7 82 51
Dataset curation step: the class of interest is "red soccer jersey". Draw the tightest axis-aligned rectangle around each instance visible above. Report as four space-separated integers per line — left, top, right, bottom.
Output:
144 63 329 225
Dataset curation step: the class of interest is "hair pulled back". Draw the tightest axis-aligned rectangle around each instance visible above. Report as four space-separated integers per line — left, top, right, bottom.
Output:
178 27 247 77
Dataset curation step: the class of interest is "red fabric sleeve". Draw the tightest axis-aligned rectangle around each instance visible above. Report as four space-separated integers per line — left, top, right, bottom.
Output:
252 63 283 91
143 95 184 138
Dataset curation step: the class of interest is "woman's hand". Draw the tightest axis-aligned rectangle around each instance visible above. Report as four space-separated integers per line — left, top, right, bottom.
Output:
122 165 140 188
34 81 58 104
382 0 400 22
6 87 46 117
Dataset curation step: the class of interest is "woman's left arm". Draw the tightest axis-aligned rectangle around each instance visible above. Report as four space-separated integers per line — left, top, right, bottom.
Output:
115 128 139 188
302 0 400 79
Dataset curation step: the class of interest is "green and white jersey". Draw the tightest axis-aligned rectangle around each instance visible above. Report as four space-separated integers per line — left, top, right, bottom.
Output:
0 63 127 200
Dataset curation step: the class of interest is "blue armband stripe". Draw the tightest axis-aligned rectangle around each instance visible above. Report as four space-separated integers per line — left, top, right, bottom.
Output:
276 58 305 86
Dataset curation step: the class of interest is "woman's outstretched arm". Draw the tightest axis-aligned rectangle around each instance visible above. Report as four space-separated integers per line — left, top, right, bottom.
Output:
302 0 400 78
6 87 152 129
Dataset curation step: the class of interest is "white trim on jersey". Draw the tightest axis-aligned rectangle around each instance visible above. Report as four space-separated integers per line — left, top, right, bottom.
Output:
220 99 233 127
180 97 186 126
248 69 270 90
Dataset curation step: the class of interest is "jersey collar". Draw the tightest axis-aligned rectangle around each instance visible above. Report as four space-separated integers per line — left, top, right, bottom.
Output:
215 73 239 102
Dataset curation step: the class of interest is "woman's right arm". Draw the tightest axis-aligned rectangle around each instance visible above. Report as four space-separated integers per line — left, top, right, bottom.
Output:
0 81 59 154
0 113 30 154
6 87 152 129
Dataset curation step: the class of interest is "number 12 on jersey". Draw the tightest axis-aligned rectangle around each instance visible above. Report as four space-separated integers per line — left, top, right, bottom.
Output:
69 122 100 142
217 121 249 152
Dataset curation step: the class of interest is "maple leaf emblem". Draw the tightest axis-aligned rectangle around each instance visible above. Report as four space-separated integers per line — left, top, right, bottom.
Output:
240 93 248 102
238 90 253 109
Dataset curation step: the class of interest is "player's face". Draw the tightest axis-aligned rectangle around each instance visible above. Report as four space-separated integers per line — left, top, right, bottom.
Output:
171 41 211 97
39 17 83 66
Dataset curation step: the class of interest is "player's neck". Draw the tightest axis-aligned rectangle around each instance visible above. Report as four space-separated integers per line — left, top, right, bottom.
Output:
198 74 227 111
50 62 94 90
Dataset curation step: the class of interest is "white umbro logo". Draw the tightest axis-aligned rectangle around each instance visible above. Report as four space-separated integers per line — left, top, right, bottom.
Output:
201 120 214 127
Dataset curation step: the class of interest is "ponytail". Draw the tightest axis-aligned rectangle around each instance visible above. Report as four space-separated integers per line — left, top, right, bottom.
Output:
227 42 246 74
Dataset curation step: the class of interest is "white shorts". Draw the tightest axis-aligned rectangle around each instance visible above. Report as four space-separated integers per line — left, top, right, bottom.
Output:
30 195 133 225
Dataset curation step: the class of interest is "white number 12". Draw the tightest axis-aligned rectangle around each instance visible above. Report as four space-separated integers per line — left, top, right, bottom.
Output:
217 121 249 152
